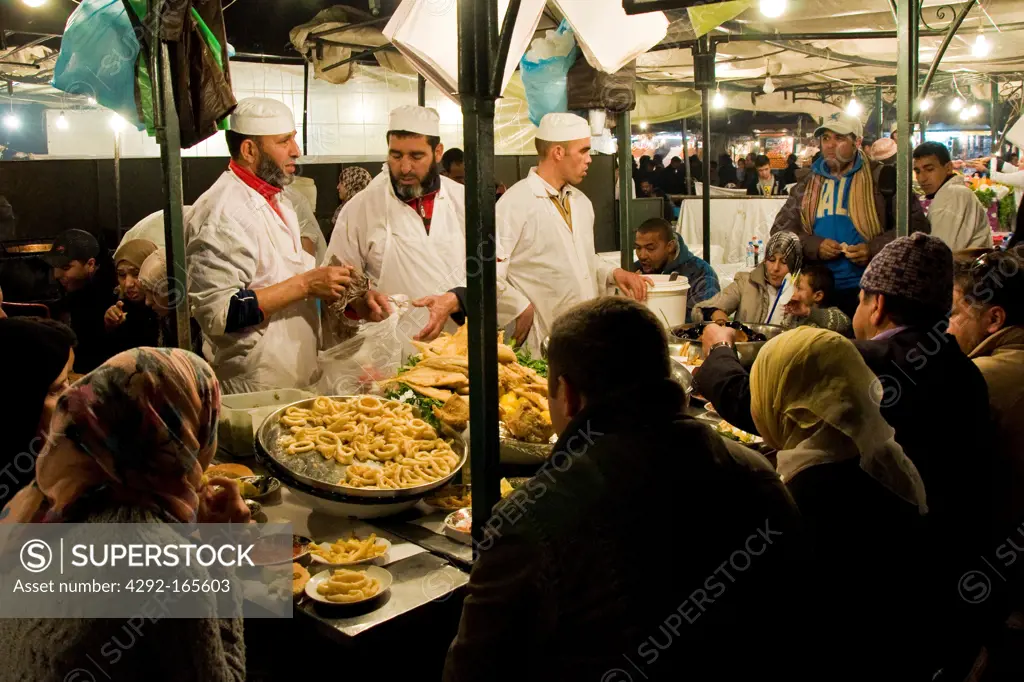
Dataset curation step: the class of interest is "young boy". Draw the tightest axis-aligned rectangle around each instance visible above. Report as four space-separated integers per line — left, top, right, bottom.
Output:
782 264 852 336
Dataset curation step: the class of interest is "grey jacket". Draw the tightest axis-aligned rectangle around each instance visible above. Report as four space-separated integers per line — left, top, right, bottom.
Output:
691 263 774 324
0 506 245 682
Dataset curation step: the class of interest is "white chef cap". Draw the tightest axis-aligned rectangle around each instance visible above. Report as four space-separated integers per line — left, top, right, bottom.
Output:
229 97 296 136
389 105 441 137
536 113 592 142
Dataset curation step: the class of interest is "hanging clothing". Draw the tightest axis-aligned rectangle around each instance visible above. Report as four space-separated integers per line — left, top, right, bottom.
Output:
186 165 320 393
496 169 616 355
325 171 468 338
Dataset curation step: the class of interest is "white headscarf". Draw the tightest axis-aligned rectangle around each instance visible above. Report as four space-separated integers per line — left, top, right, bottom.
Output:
750 327 928 513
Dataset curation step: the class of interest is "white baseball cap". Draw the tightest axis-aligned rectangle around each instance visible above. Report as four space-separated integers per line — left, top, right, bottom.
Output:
536 113 592 142
813 110 864 139
389 105 441 137
229 97 296 136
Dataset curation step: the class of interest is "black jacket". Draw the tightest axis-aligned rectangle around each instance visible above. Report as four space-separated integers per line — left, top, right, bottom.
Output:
444 380 814 682
108 298 160 356
52 269 118 374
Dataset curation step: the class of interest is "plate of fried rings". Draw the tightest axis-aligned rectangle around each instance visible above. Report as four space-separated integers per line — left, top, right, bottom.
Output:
305 566 393 606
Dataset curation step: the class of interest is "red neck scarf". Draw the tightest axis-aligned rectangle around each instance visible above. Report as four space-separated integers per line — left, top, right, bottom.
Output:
229 160 285 222
404 191 439 234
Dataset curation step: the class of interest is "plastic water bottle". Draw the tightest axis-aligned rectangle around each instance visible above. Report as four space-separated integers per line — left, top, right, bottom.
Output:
746 241 755 268
754 239 763 265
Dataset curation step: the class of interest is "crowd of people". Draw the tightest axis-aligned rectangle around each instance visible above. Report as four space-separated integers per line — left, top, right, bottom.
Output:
1 88 1024 681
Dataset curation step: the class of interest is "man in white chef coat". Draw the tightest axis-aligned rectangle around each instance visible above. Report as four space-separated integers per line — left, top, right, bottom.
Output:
497 113 651 354
326 105 470 341
186 97 388 393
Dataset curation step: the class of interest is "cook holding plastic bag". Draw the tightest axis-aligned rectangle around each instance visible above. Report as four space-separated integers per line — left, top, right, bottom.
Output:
496 113 652 354
325 106 474 341
186 98 388 394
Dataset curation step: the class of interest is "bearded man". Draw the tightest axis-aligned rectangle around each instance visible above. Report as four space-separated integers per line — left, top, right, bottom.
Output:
769 111 930 316
325 105 473 341
186 98 388 393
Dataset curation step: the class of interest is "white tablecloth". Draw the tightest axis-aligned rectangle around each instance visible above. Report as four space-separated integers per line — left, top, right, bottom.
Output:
678 198 788 265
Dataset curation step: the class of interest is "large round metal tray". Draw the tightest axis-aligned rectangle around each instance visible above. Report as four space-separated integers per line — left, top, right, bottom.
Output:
254 396 467 502
671 322 788 369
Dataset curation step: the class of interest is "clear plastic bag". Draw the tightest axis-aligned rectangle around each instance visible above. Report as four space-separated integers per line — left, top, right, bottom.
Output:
519 20 578 127
51 0 144 129
316 298 409 396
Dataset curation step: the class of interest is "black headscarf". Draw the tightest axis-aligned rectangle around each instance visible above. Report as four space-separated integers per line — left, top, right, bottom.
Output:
0 318 77 481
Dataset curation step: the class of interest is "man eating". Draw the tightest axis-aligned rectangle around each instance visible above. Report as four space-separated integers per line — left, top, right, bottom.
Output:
632 217 719 322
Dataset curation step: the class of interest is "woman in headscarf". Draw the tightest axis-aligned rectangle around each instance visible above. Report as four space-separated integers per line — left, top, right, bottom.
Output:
138 250 204 356
0 318 76 505
693 231 802 324
0 348 248 680
750 327 932 680
104 238 160 353
332 166 374 225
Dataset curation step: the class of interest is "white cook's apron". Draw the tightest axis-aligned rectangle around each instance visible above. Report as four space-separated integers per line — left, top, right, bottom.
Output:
377 182 465 348
220 197 320 394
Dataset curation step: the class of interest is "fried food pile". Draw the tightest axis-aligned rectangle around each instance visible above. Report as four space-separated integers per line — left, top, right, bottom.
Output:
385 326 554 444
316 569 382 603
310 534 387 564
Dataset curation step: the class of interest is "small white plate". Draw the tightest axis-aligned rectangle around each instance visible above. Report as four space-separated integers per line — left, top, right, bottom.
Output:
443 508 473 545
305 566 393 605
308 537 392 567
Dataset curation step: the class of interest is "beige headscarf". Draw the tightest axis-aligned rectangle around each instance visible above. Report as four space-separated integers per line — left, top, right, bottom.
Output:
750 327 927 513
138 249 167 292
113 238 157 270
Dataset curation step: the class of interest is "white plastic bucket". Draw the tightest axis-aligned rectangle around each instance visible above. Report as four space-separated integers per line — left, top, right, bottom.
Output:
643 274 690 328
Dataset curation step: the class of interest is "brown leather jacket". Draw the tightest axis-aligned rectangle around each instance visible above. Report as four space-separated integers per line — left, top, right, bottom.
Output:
770 158 931 263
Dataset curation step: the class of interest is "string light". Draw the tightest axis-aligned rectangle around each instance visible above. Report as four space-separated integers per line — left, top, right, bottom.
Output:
846 95 862 116
759 0 786 18
712 87 725 109
21 0 47 7
919 98 932 112
763 74 776 95
972 33 990 58
3 113 20 130
639 121 648 130
967 103 979 118
949 97 963 112
55 112 69 130
959 108 971 121
86 96 97 106
108 113 126 134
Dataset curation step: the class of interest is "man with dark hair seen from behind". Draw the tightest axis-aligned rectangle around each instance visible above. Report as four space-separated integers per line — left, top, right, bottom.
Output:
44 229 117 373
441 147 466 184
186 97 389 393
633 218 720 321
444 297 811 682
913 141 992 252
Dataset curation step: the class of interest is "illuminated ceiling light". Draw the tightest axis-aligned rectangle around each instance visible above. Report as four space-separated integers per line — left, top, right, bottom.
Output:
3 113 20 130
972 33 990 58
717 62 732 73
959 108 970 121
86 96 97 106
21 0 47 7
846 95 862 116
949 97 963 111
55 112 69 130
967 104 979 117
108 113 126 133
763 74 776 95
759 0 786 18
712 87 725 109
919 97 932 112
640 121 648 130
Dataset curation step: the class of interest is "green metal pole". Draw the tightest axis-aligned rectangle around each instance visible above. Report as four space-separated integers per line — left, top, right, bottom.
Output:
458 0 500 551
417 74 426 107
875 85 884 139
617 112 632 270
895 0 918 238
991 79 999 154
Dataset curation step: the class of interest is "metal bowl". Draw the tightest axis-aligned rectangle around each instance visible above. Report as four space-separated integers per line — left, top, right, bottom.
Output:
671 322 788 369
254 396 467 503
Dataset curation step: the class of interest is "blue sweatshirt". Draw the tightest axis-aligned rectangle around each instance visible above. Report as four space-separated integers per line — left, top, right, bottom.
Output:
810 154 867 290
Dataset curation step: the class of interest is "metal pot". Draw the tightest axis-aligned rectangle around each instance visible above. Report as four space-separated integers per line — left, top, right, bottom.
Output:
671 322 789 369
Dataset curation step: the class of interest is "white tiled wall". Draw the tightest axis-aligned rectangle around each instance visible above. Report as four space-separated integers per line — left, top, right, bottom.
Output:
42 62 483 160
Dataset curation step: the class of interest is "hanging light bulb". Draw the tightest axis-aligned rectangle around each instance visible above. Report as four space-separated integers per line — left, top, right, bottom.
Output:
846 95 862 117
108 113 126 133
712 87 726 110
639 121 648 131
967 104 979 117
959 107 971 121
55 112 69 130
86 96 97 106
763 75 776 95
949 97 963 112
919 97 932 112
972 33 990 58
3 113 20 130
759 0 786 18
21 0 47 7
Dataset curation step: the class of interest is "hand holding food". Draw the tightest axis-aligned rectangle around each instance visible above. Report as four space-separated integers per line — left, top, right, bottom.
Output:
842 243 871 266
198 476 251 524
783 299 811 318
316 568 382 603
303 265 352 302
310 534 388 564
104 301 127 330
710 309 731 325
701 322 737 357
818 238 843 260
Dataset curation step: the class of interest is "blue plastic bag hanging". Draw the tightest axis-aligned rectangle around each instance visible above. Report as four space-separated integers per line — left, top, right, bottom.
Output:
519 19 578 128
51 0 144 130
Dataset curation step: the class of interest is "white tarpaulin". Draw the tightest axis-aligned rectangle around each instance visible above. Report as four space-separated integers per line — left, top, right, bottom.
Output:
553 0 669 73
383 0 547 102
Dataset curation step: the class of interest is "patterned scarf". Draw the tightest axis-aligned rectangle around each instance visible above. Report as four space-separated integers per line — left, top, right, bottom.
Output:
0 348 220 524
799 151 882 242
